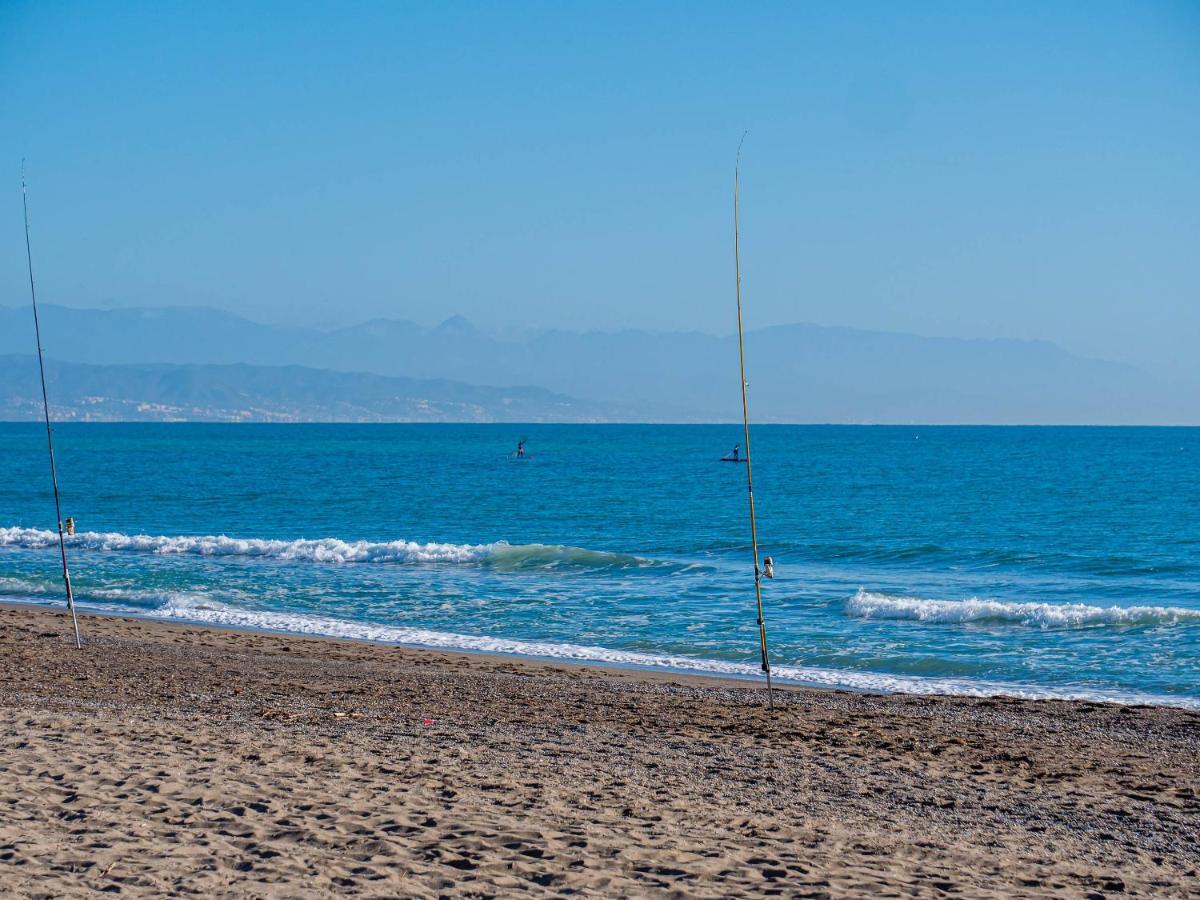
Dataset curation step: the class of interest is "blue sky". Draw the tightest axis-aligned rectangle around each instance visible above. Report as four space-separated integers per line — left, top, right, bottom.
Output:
2 1 1197 378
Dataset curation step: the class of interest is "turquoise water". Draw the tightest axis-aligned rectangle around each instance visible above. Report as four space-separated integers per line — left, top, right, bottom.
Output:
1 423 1198 707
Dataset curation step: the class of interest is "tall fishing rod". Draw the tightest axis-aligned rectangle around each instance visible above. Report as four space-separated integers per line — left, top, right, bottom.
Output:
733 135 773 710
21 161 82 649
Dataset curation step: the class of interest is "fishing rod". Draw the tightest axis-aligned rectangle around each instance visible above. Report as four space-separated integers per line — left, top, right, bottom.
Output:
21 161 82 649
733 135 773 710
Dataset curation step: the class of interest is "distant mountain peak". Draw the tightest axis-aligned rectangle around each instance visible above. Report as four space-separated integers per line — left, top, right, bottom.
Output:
433 315 478 337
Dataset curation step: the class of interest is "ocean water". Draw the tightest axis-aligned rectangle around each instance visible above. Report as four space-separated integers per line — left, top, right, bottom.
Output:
1 423 1198 708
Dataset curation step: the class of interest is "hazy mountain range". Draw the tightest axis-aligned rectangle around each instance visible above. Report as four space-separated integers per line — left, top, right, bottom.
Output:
1 304 1194 424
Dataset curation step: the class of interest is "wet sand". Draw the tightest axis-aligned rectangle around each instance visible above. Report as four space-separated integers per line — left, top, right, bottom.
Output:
0 602 1197 897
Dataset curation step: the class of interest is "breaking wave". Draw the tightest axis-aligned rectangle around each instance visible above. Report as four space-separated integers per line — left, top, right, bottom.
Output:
846 588 1200 629
0 526 680 573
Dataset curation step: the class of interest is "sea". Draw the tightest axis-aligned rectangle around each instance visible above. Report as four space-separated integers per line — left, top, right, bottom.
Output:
1 423 1198 708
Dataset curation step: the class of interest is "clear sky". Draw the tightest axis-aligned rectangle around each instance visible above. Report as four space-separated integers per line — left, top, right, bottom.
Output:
2 1 1198 379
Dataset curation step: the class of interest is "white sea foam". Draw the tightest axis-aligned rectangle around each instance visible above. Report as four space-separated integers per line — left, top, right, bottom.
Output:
0 576 47 595
21 590 1181 709
0 526 666 571
0 526 491 564
847 588 1200 628
2 581 1194 708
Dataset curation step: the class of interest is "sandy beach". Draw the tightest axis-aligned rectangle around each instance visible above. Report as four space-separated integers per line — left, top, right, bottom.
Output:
0 603 1197 898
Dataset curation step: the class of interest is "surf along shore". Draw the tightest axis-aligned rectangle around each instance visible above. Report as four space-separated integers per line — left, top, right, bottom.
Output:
1 603 1197 897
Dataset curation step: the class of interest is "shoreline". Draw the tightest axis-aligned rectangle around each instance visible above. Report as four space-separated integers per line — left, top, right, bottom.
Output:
2 602 1198 896
4 600 792 696
2 599 783 694
4 598 1196 711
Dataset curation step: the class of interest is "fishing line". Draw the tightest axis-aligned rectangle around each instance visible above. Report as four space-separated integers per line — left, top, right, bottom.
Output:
21 161 82 649
733 135 773 710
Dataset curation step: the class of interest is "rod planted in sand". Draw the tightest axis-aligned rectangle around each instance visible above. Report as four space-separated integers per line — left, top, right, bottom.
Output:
732 135 773 710
21 161 82 649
